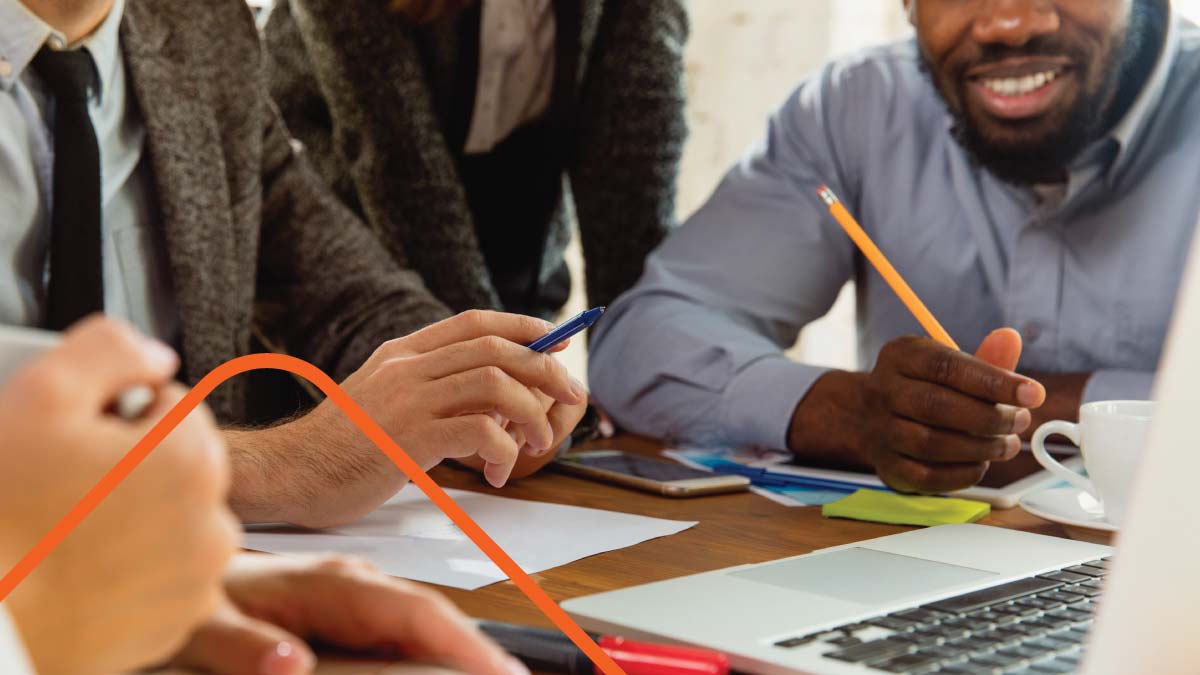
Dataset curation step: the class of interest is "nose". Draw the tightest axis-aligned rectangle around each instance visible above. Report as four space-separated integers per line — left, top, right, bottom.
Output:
972 0 1061 47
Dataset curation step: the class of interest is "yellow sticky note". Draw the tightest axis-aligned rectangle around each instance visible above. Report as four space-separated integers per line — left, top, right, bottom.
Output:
822 489 990 527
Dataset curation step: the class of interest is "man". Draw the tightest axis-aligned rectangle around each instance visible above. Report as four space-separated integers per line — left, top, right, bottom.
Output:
0 0 586 529
0 317 527 675
590 0 1200 493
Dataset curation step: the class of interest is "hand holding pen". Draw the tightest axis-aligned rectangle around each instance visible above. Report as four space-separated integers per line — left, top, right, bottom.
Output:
463 308 608 483
786 188 1047 494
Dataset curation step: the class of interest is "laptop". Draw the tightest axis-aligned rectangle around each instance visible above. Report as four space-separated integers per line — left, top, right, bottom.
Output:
561 241 1200 674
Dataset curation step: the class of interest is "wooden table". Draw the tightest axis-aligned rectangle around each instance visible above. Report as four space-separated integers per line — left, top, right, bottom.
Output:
305 435 1107 674
429 436 1100 626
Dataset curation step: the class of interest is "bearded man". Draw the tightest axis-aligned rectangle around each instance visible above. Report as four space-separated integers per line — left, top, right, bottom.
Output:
589 0 1196 493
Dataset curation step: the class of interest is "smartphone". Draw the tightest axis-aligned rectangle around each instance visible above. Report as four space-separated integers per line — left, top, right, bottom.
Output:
554 450 751 497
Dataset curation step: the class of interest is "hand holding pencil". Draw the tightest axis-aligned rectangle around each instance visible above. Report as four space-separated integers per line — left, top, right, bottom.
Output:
785 187 1047 494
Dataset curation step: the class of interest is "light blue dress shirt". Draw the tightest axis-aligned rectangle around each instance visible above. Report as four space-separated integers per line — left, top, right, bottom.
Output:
0 0 176 341
590 16 1200 452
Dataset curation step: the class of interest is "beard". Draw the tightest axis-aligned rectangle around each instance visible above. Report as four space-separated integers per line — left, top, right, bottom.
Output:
923 0 1169 186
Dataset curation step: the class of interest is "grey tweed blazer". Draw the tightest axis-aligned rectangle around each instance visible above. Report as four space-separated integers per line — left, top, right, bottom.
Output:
263 0 689 315
120 0 452 423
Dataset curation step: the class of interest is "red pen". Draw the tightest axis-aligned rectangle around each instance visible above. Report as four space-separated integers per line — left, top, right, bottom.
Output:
478 620 730 675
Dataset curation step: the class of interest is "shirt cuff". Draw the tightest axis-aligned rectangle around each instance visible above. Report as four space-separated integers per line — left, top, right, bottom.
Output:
720 355 832 451
1081 370 1157 404
0 604 35 675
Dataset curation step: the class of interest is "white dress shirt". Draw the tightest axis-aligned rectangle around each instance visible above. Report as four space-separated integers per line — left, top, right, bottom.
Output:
463 0 556 154
0 604 34 675
0 0 177 341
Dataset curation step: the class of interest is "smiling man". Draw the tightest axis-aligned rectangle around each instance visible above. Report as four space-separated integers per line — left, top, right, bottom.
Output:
589 0 1200 493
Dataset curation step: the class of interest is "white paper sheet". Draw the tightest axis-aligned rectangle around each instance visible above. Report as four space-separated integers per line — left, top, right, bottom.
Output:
243 488 696 590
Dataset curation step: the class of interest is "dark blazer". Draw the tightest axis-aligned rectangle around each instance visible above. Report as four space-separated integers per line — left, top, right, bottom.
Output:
263 0 689 317
120 0 452 423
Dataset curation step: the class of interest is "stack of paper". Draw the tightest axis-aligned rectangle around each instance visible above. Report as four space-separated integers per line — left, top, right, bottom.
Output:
244 488 696 590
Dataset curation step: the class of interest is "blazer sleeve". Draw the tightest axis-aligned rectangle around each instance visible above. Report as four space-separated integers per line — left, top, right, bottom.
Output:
262 0 361 217
568 0 689 309
267 0 503 313
254 91 454 380
0 604 34 675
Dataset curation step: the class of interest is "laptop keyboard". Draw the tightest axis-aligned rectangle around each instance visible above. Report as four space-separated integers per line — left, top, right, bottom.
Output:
772 558 1111 674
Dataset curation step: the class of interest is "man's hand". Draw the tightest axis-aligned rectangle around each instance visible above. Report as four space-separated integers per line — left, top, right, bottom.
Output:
789 329 1047 493
168 553 528 675
1020 372 1092 440
0 317 240 675
228 310 587 528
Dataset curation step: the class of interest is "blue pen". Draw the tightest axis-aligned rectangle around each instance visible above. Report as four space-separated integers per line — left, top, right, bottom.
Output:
527 307 606 353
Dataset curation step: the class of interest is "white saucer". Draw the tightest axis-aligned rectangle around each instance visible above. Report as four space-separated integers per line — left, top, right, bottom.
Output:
1019 486 1119 533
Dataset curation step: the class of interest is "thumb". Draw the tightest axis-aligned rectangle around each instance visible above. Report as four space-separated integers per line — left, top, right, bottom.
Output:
168 602 316 675
974 328 1024 371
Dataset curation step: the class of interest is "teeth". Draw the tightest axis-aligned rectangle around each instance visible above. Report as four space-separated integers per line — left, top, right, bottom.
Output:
982 70 1059 97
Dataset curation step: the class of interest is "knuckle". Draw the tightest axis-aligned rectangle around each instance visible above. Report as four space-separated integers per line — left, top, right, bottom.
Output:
929 351 958 384
477 365 507 388
905 423 932 452
374 337 407 359
477 335 509 357
460 309 491 330
916 388 945 419
8 362 69 407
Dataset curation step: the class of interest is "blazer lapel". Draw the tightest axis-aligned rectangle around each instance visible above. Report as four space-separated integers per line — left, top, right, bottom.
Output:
120 0 239 389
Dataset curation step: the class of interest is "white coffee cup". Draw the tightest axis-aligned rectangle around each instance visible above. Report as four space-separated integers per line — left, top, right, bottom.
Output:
1031 400 1153 527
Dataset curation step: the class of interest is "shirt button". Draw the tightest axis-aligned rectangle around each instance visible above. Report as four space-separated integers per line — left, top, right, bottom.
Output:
0 60 11 77
1022 322 1043 344
48 36 67 50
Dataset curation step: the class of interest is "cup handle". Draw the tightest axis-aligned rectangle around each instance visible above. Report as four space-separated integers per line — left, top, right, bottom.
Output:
1031 420 1098 499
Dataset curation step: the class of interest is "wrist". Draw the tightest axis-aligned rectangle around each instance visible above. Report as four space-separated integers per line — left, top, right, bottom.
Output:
224 424 306 525
787 370 873 469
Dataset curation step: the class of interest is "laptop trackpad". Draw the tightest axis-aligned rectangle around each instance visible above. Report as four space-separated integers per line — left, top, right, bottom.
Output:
731 547 998 606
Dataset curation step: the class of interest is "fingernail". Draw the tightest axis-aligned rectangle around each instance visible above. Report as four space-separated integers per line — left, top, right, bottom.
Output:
1017 381 1043 407
143 338 178 371
260 641 312 675
599 417 615 438
506 656 531 675
1013 408 1032 434
1005 435 1021 456
534 421 555 452
485 462 510 488
570 377 588 402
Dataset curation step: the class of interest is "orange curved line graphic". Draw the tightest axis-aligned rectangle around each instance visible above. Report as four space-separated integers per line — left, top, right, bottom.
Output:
0 353 626 675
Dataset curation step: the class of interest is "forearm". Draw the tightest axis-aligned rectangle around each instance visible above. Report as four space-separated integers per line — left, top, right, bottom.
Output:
572 1 687 308
224 425 308 525
223 416 411 528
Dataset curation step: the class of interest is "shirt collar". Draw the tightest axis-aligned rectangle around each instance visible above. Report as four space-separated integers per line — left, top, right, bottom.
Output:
82 0 126 104
0 1 68 90
0 0 125 102
1104 10 1180 174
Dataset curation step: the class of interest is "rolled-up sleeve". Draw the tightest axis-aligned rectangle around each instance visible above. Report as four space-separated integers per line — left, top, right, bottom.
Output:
1082 369 1157 403
589 62 871 450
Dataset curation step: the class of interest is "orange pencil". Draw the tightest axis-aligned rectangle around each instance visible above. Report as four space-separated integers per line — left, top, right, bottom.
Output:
817 185 960 351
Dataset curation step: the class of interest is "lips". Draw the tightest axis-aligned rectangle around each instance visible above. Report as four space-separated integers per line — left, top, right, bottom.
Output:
964 59 1074 121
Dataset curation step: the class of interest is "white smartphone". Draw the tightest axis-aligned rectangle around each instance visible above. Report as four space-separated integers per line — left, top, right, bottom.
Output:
554 450 751 497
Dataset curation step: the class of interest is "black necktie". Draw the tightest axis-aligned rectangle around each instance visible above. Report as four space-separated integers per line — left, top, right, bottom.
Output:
32 46 104 330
